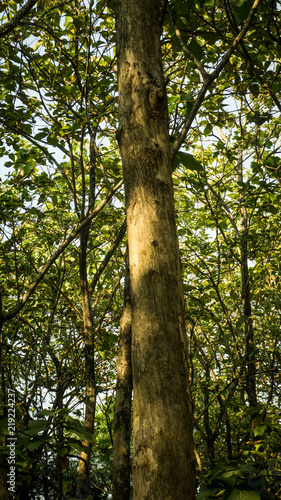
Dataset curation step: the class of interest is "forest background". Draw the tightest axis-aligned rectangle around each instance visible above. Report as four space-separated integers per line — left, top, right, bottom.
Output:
0 0 280 499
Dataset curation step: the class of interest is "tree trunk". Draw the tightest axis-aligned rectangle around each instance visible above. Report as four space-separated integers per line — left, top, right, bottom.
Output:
240 228 257 408
113 248 132 500
114 1 196 498
76 229 96 498
56 378 64 500
0 467 9 500
238 155 257 408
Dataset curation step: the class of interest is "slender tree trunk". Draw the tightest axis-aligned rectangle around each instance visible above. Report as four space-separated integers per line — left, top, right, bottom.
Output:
203 367 215 468
238 155 257 408
76 229 96 498
56 379 64 500
240 228 257 408
115 1 196 498
0 468 9 500
113 248 132 500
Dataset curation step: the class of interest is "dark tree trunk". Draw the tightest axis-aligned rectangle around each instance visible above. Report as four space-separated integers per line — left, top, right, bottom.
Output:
76 228 96 498
238 157 257 408
113 249 132 500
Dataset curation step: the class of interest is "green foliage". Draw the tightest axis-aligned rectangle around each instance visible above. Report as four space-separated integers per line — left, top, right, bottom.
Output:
197 462 273 500
0 0 281 498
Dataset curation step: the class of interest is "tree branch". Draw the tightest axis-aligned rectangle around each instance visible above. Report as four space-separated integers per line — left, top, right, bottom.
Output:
167 5 209 81
171 0 261 159
0 0 38 39
89 218 127 297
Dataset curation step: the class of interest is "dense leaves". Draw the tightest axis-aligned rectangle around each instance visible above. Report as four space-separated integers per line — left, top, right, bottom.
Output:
0 0 280 498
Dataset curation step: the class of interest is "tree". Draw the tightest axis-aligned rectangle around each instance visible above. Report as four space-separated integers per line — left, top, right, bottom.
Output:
1 0 281 498
114 0 196 498
112 247 132 500
0 2 124 497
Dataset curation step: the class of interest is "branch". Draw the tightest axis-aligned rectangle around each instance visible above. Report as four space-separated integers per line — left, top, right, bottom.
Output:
167 5 209 81
89 218 127 297
0 0 38 39
194 375 240 424
0 118 76 201
3 180 123 323
171 0 261 159
208 183 240 238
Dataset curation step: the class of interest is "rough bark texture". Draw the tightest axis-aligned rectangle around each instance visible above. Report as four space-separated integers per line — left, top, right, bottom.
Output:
115 1 196 498
113 251 132 500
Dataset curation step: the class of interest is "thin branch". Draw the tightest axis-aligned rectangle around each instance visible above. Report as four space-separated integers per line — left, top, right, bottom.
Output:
0 0 38 39
89 219 126 297
0 117 75 199
167 5 209 81
171 0 261 159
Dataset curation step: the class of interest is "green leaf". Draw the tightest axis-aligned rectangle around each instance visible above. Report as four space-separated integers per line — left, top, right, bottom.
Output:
34 131 48 141
204 123 213 136
61 84 73 95
238 0 252 22
98 349 110 359
203 0 215 6
253 424 267 437
47 135 59 147
266 204 278 214
175 151 204 172
188 39 204 61
64 15 74 28
197 486 221 500
65 437 87 452
63 417 94 443
26 439 42 451
26 419 49 436
57 446 69 457
227 490 260 500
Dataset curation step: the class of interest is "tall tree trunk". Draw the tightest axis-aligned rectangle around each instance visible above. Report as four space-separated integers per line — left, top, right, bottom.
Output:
0 470 8 500
240 222 257 408
115 1 196 498
113 248 132 500
56 377 64 500
238 155 257 408
76 228 96 498
203 367 215 468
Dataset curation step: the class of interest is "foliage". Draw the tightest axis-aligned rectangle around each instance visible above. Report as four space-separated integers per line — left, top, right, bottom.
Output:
0 0 280 498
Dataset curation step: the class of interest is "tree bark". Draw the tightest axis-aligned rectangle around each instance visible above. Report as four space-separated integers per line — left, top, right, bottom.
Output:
115 1 196 498
113 249 132 500
76 229 96 499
